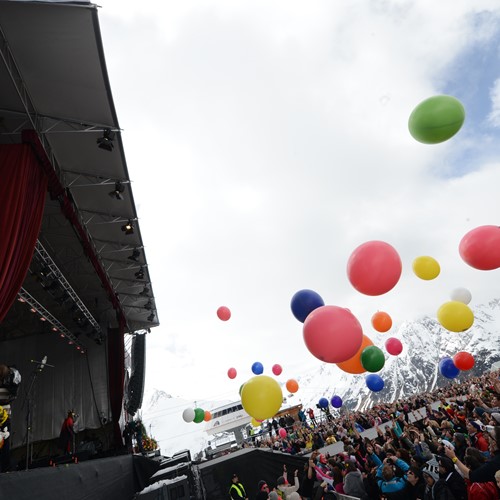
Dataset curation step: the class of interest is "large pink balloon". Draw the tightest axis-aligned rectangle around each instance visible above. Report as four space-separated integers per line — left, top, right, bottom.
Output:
347 241 402 296
459 226 500 271
227 367 237 379
303 305 363 363
385 337 403 356
217 306 231 321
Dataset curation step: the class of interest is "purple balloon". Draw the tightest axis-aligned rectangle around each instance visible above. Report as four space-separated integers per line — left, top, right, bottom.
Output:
331 395 343 408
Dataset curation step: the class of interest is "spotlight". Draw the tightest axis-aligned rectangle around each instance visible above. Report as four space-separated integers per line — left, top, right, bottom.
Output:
144 300 153 311
121 220 134 235
139 285 150 296
135 266 145 279
97 129 115 152
109 181 125 200
128 249 140 262
147 313 155 322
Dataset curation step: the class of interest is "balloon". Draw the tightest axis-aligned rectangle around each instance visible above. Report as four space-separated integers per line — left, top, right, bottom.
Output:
385 337 403 356
412 256 441 280
450 287 472 305
453 351 475 371
371 311 392 333
437 301 474 332
290 289 325 323
227 367 237 379
337 335 374 374
408 95 465 144
286 379 299 393
182 408 195 423
278 428 287 438
439 358 460 379
318 397 329 408
252 362 264 375
459 225 500 271
193 408 205 424
365 374 384 392
204 410 212 422
347 241 402 296
217 306 231 321
272 364 283 376
239 384 244 395
303 305 363 363
241 375 283 421
251 417 262 427
361 345 385 372
331 395 342 408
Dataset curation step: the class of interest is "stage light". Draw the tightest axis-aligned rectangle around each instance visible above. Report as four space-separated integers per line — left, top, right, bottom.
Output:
51 326 58 332
144 300 153 311
147 313 155 322
128 248 140 262
139 285 150 296
97 129 115 152
121 220 134 235
40 316 47 322
135 266 145 279
17 297 26 303
109 181 125 200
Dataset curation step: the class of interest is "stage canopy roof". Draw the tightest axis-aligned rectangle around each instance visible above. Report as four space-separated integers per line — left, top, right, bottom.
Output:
0 0 159 342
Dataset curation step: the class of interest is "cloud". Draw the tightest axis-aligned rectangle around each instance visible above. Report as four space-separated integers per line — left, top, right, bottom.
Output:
488 78 500 126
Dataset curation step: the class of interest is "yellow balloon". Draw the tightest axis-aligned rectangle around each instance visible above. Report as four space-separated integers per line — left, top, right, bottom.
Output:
251 417 262 427
437 301 474 332
412 256 440 280
241 375 283 421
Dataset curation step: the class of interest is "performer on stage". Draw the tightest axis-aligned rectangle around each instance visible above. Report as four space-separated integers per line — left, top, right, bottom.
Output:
59 410 77 455
0 363 21 472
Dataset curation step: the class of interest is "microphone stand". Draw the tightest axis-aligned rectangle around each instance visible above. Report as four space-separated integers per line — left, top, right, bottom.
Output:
20 357 54 470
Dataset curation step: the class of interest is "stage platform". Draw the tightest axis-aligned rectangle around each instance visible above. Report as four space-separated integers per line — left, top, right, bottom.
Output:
0 454 159 500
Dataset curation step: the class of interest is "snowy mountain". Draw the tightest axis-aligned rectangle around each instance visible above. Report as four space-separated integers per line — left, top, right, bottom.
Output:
141 299 500 458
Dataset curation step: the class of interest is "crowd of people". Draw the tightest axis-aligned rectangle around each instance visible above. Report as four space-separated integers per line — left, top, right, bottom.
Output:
235 370 500 499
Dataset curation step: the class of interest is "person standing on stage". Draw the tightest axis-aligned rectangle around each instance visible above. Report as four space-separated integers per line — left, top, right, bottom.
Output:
0 363 21 472
59 410 77 455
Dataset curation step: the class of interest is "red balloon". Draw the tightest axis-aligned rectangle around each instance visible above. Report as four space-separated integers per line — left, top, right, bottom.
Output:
303 305 363 363
371 311 393 333
217 306 231 321
347 241 402 296
453 351 475 371
227 367 237 379
272 364 283 376
385 337 403 356
459 226 500 271
278 428 287 438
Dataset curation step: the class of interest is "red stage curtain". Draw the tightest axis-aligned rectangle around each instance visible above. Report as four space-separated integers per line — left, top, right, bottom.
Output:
0 144 48 323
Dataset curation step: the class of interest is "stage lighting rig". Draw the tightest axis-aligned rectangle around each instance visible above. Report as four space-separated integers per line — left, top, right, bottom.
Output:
97 128 115 152
121 220 134 235
108 181 125 200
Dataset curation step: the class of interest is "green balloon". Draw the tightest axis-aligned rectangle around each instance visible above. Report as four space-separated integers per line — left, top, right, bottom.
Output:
408 95 465 144
361 345 385 373
193 407 205 423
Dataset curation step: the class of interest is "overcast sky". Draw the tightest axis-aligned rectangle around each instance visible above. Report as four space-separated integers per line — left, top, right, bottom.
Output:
98 1 500 406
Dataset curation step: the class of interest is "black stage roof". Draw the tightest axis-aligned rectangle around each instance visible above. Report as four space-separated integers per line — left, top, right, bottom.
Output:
0 0 159 340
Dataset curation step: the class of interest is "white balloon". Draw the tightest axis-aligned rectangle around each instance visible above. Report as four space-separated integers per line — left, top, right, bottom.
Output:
182 407 195 423
450 287 472 305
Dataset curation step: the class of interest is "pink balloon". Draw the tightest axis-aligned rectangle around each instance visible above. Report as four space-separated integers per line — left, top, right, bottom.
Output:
303 305 363 363
385 337 403 356
227 367 237 379
347 241 402 296
459 226 500 271
278 428 287 438
217 306 231 321
272 364 283 376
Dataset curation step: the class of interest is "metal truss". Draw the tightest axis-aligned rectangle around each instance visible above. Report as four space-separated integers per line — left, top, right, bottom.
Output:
17 288 85 351
34 240 102 335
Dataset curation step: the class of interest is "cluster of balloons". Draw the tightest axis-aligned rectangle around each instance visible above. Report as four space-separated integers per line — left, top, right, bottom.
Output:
439 351 475 379
228 363 284 380
182 407 212 424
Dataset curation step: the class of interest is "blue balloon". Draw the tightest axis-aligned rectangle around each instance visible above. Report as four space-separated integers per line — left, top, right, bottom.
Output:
318 397 329 408
290 289 325 323
251 361 264 375
365 374 384 392
439 357 459 379
331 395 343 408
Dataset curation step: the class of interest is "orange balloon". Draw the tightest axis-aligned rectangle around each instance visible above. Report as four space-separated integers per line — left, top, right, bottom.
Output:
286 379 299 393
203 411 212 422
336 335 374 374
371 311 392 333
